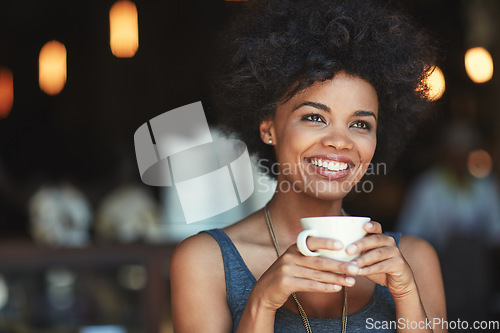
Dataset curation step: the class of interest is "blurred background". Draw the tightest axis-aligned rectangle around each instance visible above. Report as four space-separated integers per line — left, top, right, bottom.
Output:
0 0 499 332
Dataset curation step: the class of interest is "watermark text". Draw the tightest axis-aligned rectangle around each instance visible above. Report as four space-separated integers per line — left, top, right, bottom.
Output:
366 318 500 331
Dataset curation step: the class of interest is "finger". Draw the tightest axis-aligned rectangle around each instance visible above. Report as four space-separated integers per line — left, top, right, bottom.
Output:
291 265 357 287
351 245 395 269
306 236 343 251
290 277 343 293
363 221 382 234
345 233 395 256
291 252 360 276
357 257 397 276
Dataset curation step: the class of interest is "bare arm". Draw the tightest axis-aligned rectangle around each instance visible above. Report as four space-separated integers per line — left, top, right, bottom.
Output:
397 236 447 333
170 233 233 333
347 223 447 333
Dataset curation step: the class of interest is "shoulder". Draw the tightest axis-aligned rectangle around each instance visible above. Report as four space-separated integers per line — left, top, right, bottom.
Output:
170 232 233 332
171 231 224 278
399 235 443 295
399 235 438 267
170 231 227 300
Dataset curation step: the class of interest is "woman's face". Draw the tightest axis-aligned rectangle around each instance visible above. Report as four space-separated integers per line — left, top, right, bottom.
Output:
262 72 378 200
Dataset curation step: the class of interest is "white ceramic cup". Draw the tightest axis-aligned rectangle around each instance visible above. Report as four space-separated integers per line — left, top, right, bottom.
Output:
297 216 370 261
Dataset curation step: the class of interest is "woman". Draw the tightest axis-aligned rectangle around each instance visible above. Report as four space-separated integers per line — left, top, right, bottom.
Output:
171 0 446 332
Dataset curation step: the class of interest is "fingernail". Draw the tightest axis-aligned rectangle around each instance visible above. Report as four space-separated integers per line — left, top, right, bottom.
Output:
334 241 343 249
347 264 359 274
346 244 357 254
345 277 355 286
333 284 342 291
365 222 373 229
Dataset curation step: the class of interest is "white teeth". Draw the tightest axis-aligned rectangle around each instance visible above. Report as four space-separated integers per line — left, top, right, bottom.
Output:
311 159 349 172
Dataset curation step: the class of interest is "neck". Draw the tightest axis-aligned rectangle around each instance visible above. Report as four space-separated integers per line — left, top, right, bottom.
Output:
265 188 344 247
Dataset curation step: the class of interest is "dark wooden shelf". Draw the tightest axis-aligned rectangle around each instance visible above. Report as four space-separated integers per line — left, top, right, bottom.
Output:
0 240 177 333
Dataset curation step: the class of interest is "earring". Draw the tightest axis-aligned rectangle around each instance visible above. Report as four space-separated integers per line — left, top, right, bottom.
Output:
268 138 273 145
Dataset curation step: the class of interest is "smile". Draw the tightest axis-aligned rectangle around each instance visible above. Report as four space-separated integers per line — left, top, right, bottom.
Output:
308 158 350 172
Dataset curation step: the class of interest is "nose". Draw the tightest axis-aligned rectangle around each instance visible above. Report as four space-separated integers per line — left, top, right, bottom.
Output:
320 126 354 151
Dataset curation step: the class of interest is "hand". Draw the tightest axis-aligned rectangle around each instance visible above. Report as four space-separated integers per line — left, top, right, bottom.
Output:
251 237 360 312
346 222 416 297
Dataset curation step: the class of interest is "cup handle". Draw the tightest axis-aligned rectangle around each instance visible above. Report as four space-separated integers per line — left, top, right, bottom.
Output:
297 229 320 257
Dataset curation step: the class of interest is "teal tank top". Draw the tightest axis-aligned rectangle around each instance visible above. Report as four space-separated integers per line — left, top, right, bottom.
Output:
203 228 400 332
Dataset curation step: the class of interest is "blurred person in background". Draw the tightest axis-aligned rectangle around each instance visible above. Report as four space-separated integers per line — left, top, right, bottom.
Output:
397 122 500 323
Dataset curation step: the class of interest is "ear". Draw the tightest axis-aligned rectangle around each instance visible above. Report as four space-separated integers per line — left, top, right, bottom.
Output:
259 118 275 145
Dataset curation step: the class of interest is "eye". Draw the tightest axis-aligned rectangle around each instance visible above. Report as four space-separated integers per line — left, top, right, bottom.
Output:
351 120 372 130
302 113 326 124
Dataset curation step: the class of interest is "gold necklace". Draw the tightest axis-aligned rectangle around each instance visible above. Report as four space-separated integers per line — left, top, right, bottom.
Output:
264 203 348 333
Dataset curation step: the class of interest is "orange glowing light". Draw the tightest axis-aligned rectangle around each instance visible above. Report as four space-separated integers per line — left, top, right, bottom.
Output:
465 47 494 83
39 40 67 95
0 68 14 119
110 1 139 58
467 149 493 178
424 66 445 101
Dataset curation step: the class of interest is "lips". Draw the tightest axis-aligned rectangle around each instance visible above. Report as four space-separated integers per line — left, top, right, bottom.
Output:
306 155 355 179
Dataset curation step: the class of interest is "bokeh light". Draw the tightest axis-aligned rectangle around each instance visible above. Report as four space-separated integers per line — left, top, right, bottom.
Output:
424 66 446 101
467 149 493 178
0 68 14 118
465 47 494 83
110 1 139 58
39 40 67 95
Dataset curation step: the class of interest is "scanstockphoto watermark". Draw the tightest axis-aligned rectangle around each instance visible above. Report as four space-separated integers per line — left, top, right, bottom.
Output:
257 159 388 178
256 159 387 194
366 318 500 331
258 177 376 194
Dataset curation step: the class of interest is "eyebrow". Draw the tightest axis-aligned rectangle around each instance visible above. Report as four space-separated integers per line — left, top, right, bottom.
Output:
292 101 377 120
292 101 331 112
354 110 377 121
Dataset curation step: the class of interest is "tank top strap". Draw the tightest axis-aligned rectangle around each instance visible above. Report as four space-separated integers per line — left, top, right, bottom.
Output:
202 228 257 283
385 231 402 247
